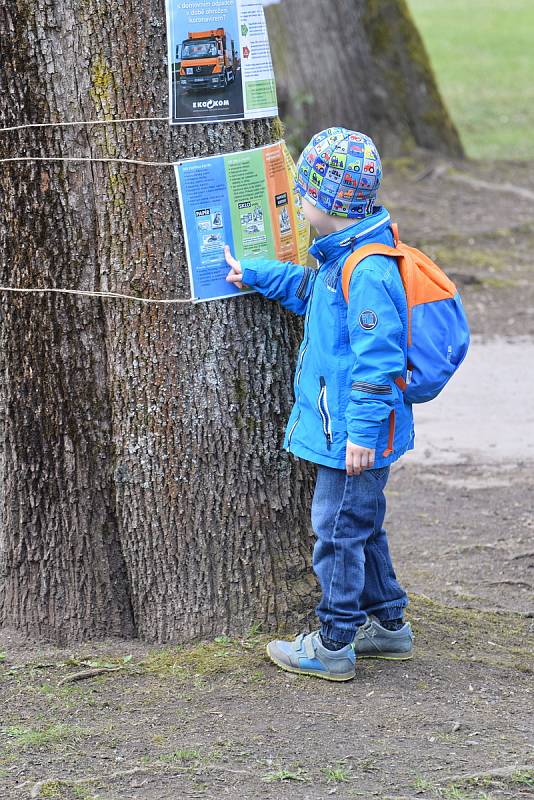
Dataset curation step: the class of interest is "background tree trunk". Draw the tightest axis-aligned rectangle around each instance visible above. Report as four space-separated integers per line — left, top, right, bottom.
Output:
0 0 316 643
265 0 464 158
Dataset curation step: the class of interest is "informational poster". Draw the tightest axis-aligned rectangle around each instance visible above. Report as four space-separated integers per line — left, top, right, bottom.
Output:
175 142 310 302
166 0 278 124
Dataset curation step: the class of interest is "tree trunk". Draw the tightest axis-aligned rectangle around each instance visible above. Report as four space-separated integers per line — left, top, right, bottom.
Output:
0 0 316 643
265 0 464 158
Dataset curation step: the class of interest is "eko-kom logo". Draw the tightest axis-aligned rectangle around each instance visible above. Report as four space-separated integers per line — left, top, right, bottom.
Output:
192 100 230 110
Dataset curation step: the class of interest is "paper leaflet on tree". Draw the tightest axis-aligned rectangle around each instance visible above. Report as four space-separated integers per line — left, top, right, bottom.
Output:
175 142 310 302
166 0 278 124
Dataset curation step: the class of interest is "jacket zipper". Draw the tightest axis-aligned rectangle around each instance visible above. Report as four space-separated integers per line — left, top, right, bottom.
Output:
317 376 333 450
286 414 300 448
295 341 308 384
287 272 317 449
287 341 308 446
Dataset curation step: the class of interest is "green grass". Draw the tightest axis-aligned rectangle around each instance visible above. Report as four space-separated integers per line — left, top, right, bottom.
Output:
158 748 200 764
1 723 88 750
413 775 434 792
263 768 308 782
511 769 534 786
407 0 534 158
141 634 268 678
27 780 95 799
322 764 352 783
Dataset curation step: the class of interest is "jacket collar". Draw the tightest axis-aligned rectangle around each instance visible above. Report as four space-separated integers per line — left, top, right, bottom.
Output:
309 206 391 264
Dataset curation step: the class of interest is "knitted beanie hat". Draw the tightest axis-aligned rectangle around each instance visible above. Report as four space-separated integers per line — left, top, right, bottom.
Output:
295 127 382 219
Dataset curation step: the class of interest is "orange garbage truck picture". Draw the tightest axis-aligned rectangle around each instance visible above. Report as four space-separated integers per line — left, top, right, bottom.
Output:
177 29 238 91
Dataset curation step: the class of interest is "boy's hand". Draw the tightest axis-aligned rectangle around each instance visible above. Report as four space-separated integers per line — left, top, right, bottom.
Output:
224 244 243 289
346 441 375 476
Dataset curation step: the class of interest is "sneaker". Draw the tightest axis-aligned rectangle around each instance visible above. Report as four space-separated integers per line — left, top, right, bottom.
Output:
353 617 413 660
266 631 356 681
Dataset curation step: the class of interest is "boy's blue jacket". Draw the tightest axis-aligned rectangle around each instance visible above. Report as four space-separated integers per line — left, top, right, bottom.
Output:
241 207 415 469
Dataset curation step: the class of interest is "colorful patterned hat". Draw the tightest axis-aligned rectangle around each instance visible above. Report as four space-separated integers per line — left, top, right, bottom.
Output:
295 127 382 219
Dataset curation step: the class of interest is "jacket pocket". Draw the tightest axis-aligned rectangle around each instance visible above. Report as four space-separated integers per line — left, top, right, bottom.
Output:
317 376 333 450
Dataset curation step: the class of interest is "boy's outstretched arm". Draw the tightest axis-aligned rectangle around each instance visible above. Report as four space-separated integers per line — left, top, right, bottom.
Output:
224 245 315 316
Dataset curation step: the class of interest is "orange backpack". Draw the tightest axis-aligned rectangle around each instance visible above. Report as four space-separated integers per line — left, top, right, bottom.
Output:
341 223 470 406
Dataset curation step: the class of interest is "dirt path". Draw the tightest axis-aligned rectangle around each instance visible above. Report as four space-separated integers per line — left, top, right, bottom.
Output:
1 155 533 800
406 338 534 465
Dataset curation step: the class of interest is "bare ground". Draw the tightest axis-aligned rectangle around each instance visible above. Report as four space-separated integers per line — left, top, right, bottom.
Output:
1 155 533 800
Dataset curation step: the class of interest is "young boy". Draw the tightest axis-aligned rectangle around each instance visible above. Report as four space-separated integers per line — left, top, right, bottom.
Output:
225 127 414 682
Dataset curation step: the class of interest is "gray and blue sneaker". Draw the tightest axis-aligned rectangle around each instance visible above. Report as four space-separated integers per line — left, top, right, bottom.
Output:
266 631 356 681
354 617 413 660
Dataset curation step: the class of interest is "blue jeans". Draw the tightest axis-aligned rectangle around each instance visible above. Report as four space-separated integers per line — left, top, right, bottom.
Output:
311 464 408 644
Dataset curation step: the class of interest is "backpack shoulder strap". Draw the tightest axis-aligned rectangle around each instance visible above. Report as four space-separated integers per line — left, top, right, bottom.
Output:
341 243 400 303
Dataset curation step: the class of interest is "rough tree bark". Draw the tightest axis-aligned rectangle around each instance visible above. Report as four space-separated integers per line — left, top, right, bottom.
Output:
265 0 464 157
0 0 316 643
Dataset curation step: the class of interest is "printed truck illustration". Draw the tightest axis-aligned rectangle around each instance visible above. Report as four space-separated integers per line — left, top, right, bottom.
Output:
177 29 238 91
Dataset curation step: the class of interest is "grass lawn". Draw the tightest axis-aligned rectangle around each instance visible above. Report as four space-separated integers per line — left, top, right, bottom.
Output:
407 0 534 159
